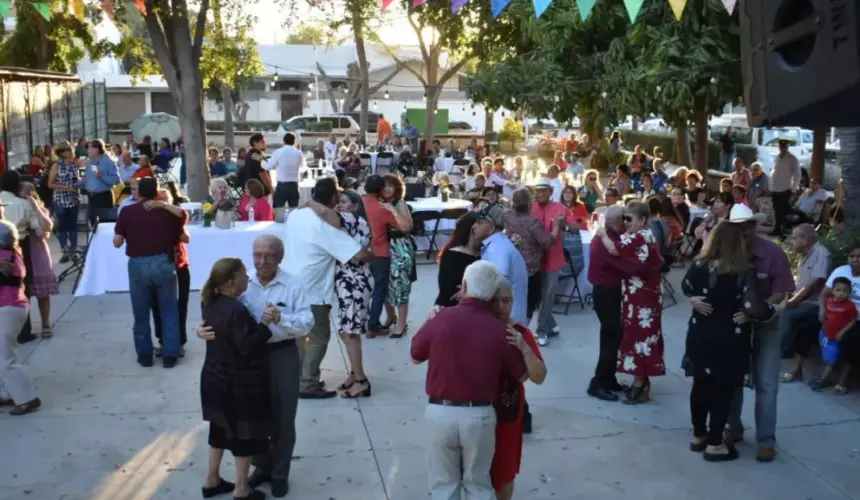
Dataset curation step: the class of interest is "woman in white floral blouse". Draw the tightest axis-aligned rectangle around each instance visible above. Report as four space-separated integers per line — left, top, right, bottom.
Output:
596 201 665 404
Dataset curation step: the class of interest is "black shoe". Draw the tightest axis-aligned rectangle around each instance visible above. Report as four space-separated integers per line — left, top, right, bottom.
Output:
233 489 266 500
59 254 70 264
703 445 739 462
202 478 235 498
247 470 271 488
522 412 533 434
17 333 36 344
608 381 627 392
137 355 154 367
271 479 288 498
299 388 336 399
587 388 619 402
162 356 178 369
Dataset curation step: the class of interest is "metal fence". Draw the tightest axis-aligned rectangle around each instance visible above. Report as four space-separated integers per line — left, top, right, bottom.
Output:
0 70 108 170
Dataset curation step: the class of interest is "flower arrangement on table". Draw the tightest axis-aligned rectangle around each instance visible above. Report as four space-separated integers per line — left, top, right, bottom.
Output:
202 202 214 227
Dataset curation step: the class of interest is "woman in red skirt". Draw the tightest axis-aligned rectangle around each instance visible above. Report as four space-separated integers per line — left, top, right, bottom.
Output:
490 279 547 499
595 201 665 404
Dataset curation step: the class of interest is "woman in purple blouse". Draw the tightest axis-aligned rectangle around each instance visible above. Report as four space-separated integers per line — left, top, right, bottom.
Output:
0 219 41 415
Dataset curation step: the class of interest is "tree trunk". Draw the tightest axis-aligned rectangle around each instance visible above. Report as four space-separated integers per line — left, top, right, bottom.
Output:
352 10 370 136
810 125 826 181
484 107 494 133
315 62 340 113
179 80 209 201
675 125 693 168
692 97 709 177
424 87 440 156
839 127 860 229
221 83 235 149
631 116 639 132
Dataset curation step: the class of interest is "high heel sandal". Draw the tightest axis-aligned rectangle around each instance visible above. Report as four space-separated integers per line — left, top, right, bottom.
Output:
390 325 409 339
381 316 397 330
341 379 371 398
623 381 651 405
338 371 356 391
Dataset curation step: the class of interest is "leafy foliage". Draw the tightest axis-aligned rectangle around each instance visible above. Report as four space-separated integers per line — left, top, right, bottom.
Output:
285 20 344 45
0 0 111 72
498 116 524 147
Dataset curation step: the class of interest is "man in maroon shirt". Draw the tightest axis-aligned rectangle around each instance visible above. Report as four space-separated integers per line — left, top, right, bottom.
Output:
411 261 527 498
113 177 188 368
587 205 653 401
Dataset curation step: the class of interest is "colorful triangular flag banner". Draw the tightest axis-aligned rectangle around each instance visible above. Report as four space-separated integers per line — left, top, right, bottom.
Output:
451 0 469 13
491 0 511 18
133 0 147 15
722 0 737 14
0 0 11 18
533 0 552 17
622 0 642 23
381 0 394 11
668 0 687 20
413 0 427 6
577 0 597 20
70 0 85 20
32 2 52 21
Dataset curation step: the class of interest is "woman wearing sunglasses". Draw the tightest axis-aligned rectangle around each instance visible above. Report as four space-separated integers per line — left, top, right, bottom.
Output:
577 169 602 213
594 201 665 404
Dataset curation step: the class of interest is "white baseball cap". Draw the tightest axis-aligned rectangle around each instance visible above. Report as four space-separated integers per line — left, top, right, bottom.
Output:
728 203 766 223
530 177 553 189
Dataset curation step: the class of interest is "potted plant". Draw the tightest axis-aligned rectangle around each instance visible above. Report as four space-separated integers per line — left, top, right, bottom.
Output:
202 202 214 227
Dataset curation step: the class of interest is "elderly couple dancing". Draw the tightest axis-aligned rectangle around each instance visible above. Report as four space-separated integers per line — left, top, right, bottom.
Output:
413 260 548 500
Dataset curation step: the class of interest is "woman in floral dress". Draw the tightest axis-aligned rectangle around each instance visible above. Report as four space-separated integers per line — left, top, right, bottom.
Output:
382 174 415 338
596 201 665 404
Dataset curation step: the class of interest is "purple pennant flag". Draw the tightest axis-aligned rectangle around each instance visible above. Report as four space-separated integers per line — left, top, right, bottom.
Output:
491 0 511 18
451 0 469 13
413 0 427 6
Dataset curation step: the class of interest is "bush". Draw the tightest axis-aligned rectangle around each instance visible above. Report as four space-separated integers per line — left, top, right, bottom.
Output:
205 121 283 132
618 130 759 168
307 121 333 133
498 116 525 147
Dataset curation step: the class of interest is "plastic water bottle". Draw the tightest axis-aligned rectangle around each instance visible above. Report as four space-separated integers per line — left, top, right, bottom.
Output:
248 205 255 223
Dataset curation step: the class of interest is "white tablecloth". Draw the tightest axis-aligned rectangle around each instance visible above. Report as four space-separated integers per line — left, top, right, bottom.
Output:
76 222 284 296
407 198 473 252
361 152 379 173
560 230 593 297
434 158 456 173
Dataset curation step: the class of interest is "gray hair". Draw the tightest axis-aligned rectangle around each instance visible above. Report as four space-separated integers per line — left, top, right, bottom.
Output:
209 177 229 194
794 223 818 243
605 205 625 224
254 234 284 261
511 188 532 214
0 219 19 250
495 276 512 294
462 260 503 301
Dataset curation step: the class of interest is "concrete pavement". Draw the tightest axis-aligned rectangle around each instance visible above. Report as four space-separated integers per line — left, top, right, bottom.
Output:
1 264 860 500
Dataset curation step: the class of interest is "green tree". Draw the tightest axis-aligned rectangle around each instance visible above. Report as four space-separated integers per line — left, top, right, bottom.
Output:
285 20 343 45
111 0 261 200
0 0 111 71
604 0 742 173
498 116 524 150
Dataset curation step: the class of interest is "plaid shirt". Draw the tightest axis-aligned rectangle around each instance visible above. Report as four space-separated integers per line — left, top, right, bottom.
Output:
52 161 80 208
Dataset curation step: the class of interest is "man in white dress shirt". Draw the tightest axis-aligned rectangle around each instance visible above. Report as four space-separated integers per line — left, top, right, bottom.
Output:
266 132 305 221
769 139 801 236
197 234 314 497
283 177 372 399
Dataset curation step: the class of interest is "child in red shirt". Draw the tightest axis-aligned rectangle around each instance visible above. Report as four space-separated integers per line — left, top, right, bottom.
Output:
810 277 857 392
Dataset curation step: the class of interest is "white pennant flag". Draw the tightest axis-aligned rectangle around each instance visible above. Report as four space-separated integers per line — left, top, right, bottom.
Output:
722 0 737 14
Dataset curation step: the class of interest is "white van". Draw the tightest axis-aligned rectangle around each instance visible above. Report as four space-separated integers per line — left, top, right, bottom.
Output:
266 115 362 146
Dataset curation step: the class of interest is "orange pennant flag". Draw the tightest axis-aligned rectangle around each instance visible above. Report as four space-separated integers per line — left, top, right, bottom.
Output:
134 0 147 15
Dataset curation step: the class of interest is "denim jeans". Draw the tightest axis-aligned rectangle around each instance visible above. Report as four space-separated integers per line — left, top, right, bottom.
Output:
719 152 734 173
368 257 390 331
536 270 561 337
52 203 79 251
778 302 819 353
727 319 781 448
179 154 187 185
128 254 180 358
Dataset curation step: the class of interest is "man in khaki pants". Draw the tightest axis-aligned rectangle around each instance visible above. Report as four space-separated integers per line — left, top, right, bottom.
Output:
282 178 372 398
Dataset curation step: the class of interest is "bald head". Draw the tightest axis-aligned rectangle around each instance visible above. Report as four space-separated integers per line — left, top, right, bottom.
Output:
253 234 284 281
605 205 625 232
254 234 284 260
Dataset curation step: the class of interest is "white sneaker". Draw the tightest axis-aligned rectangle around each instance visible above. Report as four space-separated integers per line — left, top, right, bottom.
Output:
537 335 549 347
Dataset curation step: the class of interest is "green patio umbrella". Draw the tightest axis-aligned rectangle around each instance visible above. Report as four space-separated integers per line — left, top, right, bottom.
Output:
129 112 181 142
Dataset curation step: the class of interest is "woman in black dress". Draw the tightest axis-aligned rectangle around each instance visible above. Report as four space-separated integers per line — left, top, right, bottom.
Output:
435 214 481 307
200 258 274 500
681 221 781 462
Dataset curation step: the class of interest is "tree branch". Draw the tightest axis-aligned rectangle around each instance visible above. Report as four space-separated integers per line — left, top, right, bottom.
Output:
438 58 469 87
192 0 211 63
407 14 430 63
143 0 181 97
315 61 340 112
383 50 426 86
368 63 403 94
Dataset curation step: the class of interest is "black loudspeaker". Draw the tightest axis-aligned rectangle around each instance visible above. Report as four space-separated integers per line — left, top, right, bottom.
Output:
740 0 860 127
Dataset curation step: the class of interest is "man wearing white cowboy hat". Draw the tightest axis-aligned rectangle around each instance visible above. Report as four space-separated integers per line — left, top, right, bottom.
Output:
529 177 575 346
689 203 794 463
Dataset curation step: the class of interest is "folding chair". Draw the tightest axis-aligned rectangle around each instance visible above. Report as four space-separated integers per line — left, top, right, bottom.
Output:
57 207 118 292
681 217 704 257
662 272 678 307
422 208 469 262
411 210 442 262
669 238 685 267
554 249 586 314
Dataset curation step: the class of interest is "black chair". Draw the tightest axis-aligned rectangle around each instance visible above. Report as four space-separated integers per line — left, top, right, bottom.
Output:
681 217 705 257
412 210 442 262
405 182 425 201
554 249 586 314
662 272 678 308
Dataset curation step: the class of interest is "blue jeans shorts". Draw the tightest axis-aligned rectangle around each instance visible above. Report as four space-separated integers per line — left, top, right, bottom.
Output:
819 330 841 366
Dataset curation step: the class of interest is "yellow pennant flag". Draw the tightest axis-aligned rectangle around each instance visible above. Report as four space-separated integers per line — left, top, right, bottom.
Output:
668 0 687 20
71 0 85 20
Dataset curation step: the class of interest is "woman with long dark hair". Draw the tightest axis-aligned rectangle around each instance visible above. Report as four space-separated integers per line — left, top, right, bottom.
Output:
381 174 415 338
434 214 481 307
681 221 780 461
560 185 589 230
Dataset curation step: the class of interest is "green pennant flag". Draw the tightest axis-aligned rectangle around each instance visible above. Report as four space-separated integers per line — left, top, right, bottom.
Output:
577 0 597 20
0 0 11 18
32 2 52 21
623 0 643 23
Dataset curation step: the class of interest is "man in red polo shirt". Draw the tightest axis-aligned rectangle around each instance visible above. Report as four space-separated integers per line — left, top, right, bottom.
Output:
586 205 654 402
114 177 187 368
412 260 527 498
